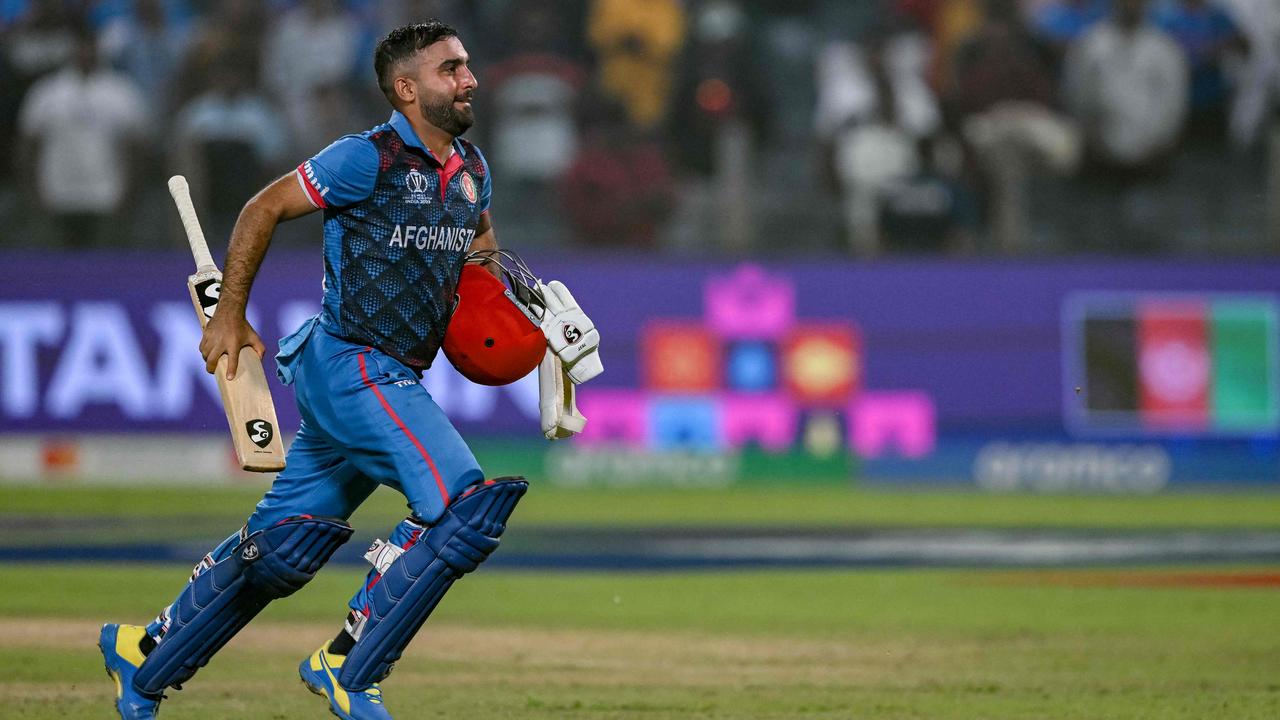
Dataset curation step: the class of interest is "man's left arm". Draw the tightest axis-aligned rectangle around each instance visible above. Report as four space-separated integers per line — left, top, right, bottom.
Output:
471 211 503 279
470 149 503 278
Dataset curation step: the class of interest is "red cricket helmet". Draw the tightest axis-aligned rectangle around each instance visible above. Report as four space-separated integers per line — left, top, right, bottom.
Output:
443 260 546 386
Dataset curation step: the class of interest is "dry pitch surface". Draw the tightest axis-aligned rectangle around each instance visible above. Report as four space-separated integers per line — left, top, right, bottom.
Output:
1 564 1278 719
2 486 1278 718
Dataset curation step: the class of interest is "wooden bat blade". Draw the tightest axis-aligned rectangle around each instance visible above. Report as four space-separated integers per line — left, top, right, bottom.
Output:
214 347 286 472
171 173 284 473
188 270 284 472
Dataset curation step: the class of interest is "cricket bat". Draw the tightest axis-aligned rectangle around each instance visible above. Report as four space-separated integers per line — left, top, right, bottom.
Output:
168 175 286 472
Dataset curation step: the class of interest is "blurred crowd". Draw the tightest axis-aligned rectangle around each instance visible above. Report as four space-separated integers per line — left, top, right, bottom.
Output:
1 0 1277 255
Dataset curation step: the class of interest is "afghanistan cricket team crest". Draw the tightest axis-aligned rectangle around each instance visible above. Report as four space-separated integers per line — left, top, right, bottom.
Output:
460 171 478 204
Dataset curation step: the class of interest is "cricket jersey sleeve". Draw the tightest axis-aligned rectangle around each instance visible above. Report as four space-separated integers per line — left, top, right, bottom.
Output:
295 135 378 209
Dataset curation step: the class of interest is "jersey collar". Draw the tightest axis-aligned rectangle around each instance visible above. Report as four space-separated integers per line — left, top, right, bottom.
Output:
389 110 467 165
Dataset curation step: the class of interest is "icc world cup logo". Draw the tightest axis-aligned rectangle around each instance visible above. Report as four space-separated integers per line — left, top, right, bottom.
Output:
405 170 430 205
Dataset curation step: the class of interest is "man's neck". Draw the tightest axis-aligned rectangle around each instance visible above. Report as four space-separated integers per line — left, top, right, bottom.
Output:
405 112 455 163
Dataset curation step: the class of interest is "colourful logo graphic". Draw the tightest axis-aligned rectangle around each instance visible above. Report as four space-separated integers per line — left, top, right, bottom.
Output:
704 264 794 339
782 325 860 406
579 265 935 458
642 322 721 393
726 341 777 392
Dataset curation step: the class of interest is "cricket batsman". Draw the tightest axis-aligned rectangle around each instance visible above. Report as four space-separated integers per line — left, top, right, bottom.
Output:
98 21 602 719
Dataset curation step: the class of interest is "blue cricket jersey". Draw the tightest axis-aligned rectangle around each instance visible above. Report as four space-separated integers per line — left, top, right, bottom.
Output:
294 111 492 371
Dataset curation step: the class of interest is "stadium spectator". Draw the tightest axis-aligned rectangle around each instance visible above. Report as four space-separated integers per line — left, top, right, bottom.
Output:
172 0 268 110
2 0 77 88
815 14 943 253
0 0 76 220
947 0 1058 118
264 0 363 154
878 135 979 252
469 0 588 250
0 1 1269 255
560 94 675 247
97 0 193 247
487 0 587 65
891 0 983 92
1063 0 1188 172
947 0 1081 252
1030 0 1110 62
173 55 289 242
98 0 190 112
0 0 30 29
0 38 20 193
665 0 765 252
484 0 587 184
1062 0 1189 249
587 0 686 131
670 0 764 178
1154 0 1249 146
15 27 148 247
1224 0 1280 148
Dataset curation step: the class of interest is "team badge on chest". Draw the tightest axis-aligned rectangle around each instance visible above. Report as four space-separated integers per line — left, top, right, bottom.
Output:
460 172 478 204
405 169 431 205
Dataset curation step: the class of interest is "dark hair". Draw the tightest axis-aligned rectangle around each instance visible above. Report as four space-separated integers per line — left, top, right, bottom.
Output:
374 21 459 104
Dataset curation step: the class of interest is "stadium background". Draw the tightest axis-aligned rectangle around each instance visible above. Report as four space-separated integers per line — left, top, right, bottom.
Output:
1 1 1279 718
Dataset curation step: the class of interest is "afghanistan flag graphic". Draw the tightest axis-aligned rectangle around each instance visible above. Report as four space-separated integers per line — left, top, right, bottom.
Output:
1078 296 1278 433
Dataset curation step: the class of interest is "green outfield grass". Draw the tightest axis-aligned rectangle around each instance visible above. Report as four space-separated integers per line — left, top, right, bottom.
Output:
0 563 1277 719
3 484 1278 717
3 484 1280 529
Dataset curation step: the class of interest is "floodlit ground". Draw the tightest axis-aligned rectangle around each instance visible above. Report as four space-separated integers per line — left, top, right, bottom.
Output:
0 564 1277 719
1 485 1277 718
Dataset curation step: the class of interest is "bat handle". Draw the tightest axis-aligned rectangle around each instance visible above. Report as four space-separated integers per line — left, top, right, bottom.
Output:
168 175 217 272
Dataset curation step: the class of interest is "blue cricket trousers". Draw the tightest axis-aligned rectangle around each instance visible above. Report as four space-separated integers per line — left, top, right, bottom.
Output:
147 318 484 640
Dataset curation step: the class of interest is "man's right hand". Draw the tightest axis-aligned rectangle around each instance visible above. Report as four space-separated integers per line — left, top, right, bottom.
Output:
200 312 266 380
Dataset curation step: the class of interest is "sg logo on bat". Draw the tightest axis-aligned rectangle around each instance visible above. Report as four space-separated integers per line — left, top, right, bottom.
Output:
194 278 220 320
246 420 275 449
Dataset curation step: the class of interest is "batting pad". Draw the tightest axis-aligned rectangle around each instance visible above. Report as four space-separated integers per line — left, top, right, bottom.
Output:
339 478 526 690
134 517 353 695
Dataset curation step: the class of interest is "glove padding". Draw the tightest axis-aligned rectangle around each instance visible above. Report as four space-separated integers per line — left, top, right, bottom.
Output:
537 280 602 384
538 349 587 440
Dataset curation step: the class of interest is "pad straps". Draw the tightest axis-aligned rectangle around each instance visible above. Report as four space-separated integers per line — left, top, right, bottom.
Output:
339 478 526 690
134 517 352 695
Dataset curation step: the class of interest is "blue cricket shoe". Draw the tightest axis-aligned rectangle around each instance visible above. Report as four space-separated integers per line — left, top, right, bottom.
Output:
99 623 163 719
300 642 394 720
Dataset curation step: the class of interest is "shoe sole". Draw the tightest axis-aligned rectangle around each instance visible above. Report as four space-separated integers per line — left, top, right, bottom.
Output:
300 669 352 720
99 625 126 719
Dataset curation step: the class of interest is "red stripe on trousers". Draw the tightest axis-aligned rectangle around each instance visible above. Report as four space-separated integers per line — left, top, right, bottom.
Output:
357 351 451 508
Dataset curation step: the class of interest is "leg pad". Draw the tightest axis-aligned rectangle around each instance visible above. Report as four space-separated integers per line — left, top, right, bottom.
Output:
133 517 352 694
339 478 526 690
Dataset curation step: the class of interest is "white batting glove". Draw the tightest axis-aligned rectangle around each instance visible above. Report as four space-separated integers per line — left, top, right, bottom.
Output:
538 349 587 440
537 280 603 384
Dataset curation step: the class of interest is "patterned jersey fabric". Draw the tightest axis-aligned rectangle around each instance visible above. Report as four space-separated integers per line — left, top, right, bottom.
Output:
296 111 491 370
